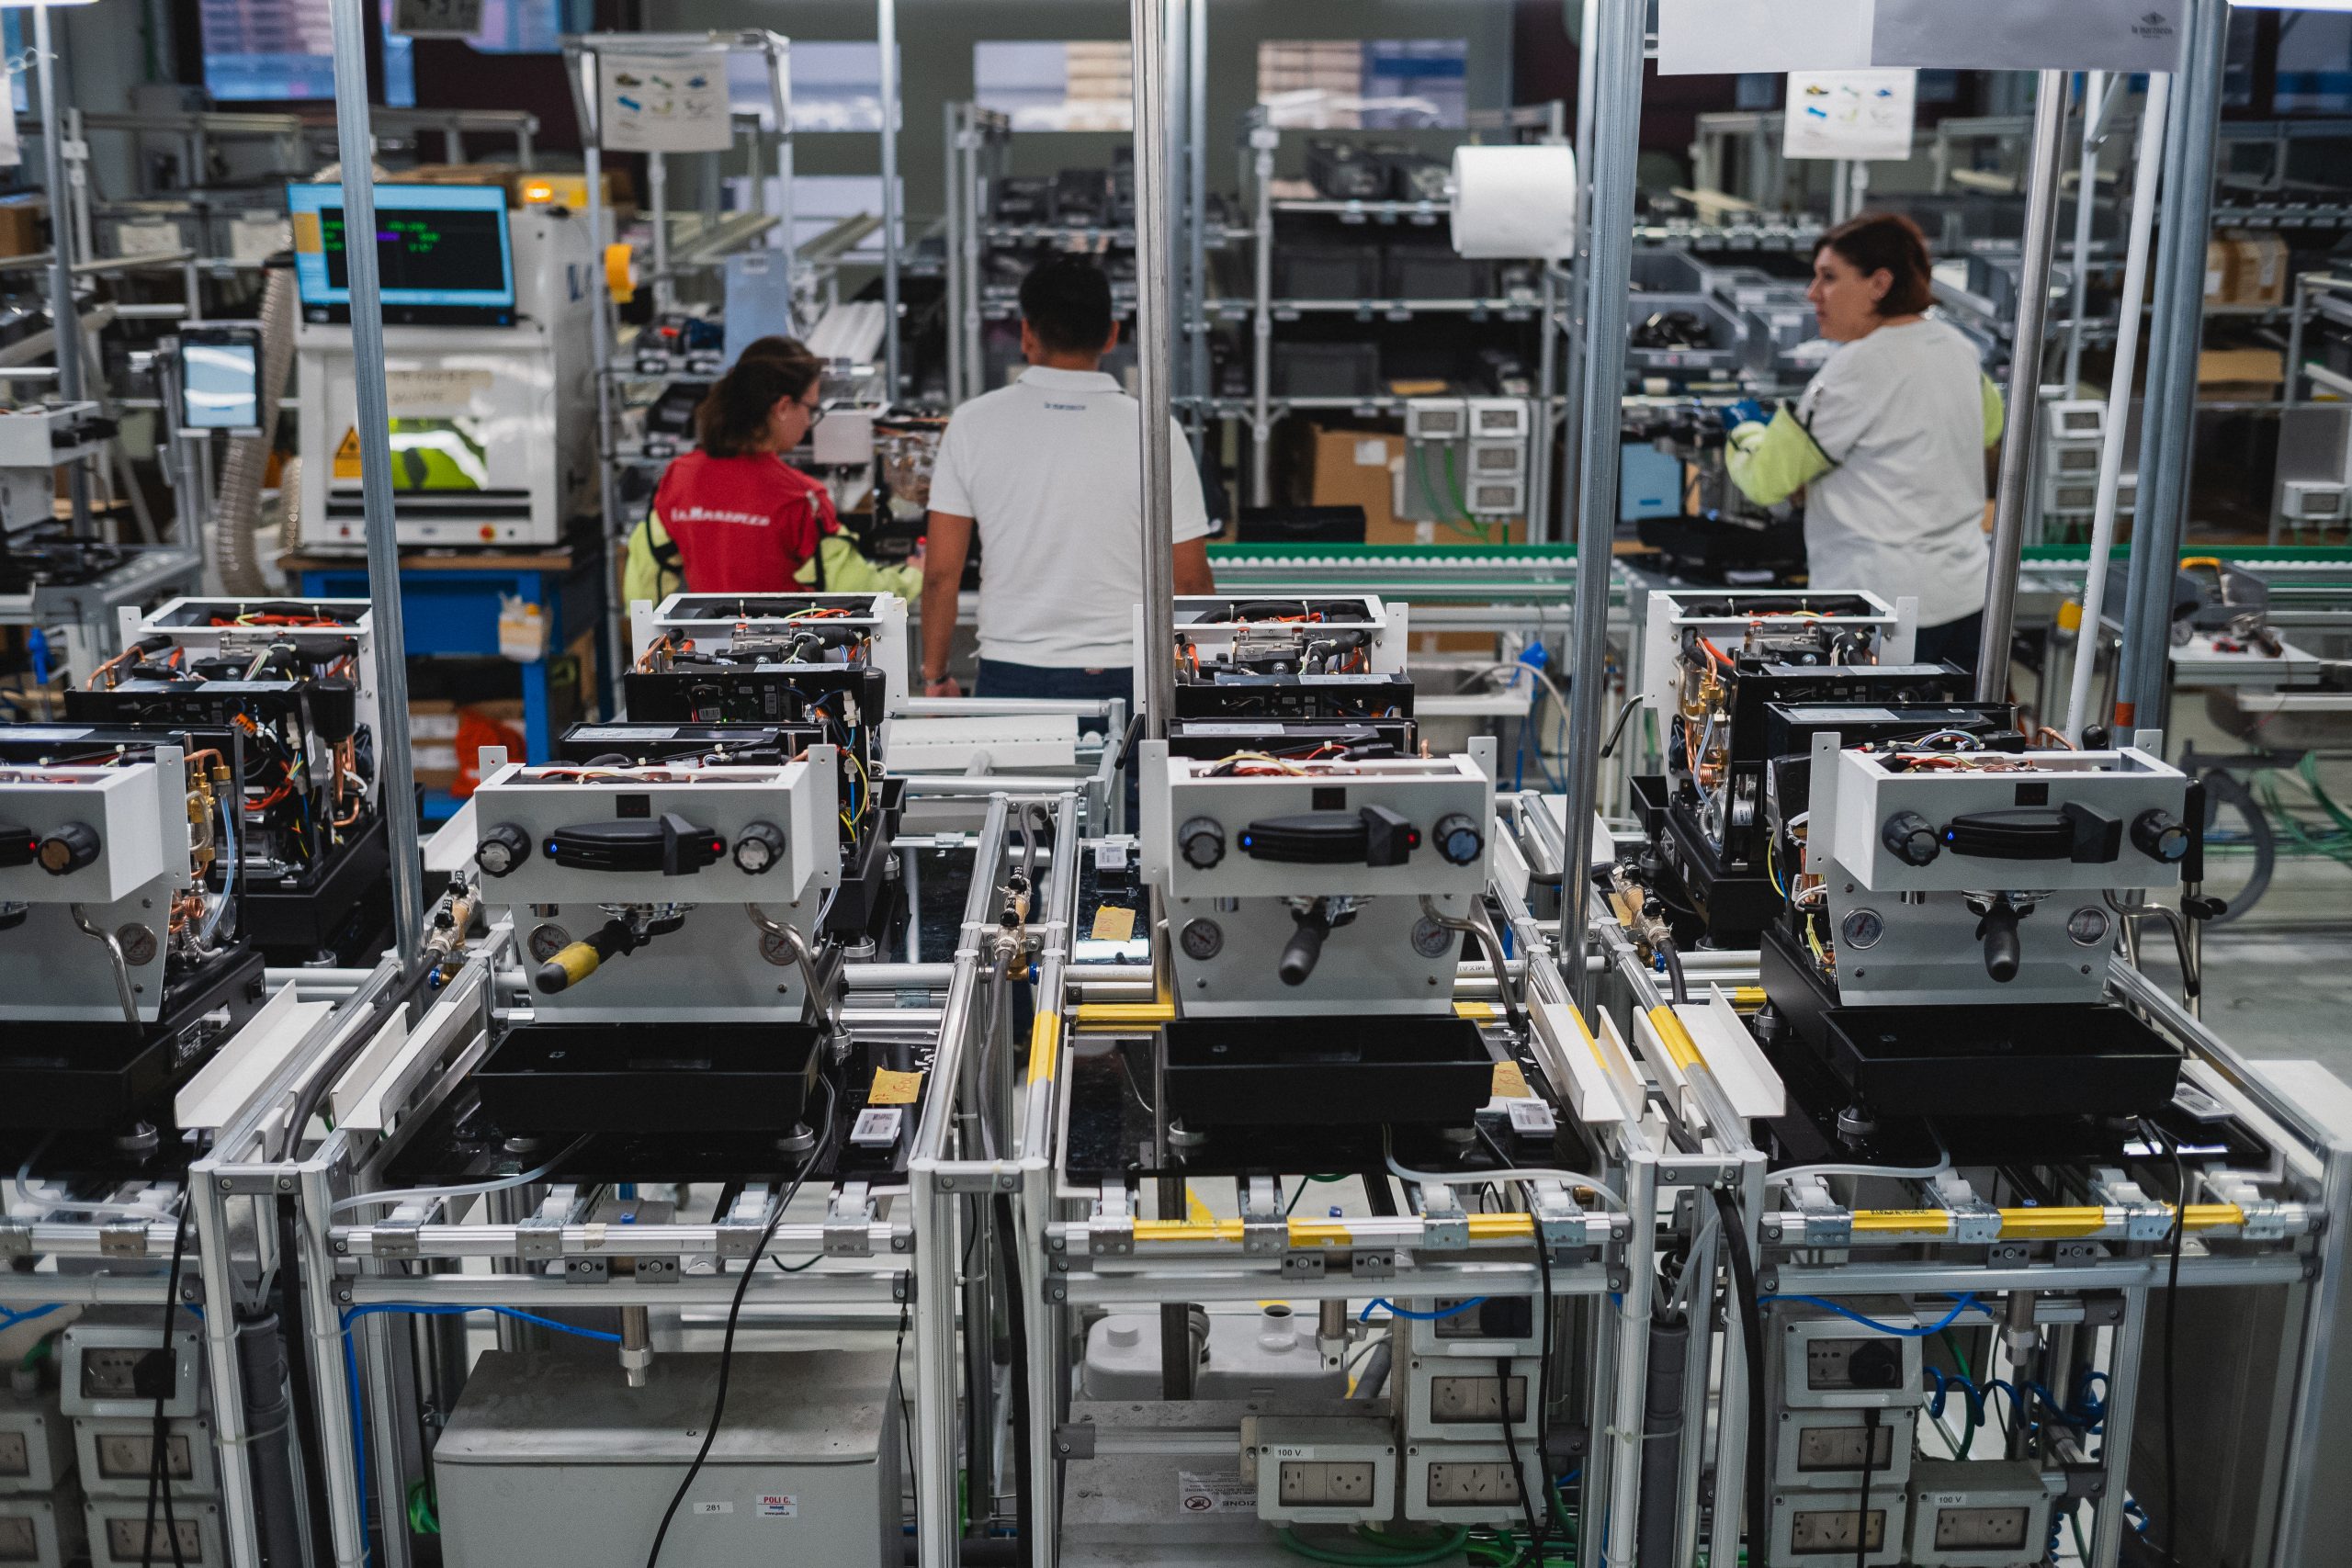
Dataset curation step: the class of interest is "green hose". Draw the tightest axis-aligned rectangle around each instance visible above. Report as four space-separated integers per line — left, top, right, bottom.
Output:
1276 1525 1471 1565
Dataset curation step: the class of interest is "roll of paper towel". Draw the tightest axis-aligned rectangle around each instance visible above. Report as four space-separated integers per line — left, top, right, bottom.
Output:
1449 143 1579 260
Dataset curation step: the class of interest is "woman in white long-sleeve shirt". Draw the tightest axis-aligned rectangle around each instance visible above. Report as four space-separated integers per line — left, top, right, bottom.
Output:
1726 211 2005 673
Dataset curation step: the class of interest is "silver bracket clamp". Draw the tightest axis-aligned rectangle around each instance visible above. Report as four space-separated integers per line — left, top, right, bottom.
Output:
1787 1176 1855 1249
515 1215 565 1261
1348 1248 1395 1280
1530 1181 1588 1255
824 1181 876 1258
1243 1175 1287 1257
1282 1252 1328 1281
2093 1179 2175 1245
0 1219 28 1259
634 1256 680 1283
718 1186 775 1259
1928 1172 2001 1247
2207 1175 2287 1241
1086 1186 1136 1258
1419 1183 1470 1252
98 1220 151 1258
372 1216 422 1261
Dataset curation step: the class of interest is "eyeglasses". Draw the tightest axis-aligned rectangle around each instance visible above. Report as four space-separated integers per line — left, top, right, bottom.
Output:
804 403 827 430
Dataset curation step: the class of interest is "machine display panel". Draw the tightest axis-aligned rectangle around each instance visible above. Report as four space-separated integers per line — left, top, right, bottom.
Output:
288 183 516 324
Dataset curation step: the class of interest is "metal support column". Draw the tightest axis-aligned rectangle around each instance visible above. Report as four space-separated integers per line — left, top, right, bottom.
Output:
1974 71 2070 704
1557 0 1643 1006
1247 118 1274 507
34 4 88 535
1185 0 1209 448
878 0 902 400
2065 73 2169 743
1130 0 1176 742
330 0 424 957
2117 0 2229 733
943 105 964 406
1559 0 1601 558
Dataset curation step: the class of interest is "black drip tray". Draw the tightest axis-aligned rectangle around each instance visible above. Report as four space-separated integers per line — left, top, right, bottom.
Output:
1163 1014 1492 1129
1820 1002 2182 1119
475 1021 822 1134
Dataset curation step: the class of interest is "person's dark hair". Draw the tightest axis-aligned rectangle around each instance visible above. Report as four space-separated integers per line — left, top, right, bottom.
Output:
1817 211 1936 317
1018 254 1115 355
695 338 822 457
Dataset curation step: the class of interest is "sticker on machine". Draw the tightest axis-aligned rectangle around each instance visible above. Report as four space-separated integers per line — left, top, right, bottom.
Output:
386 368 493 412
756 1495 798 1518
1177 1472 1254 1515
692 1502 733 1516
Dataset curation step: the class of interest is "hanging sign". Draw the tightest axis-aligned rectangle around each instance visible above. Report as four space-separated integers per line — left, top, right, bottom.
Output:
1783 70 1918 162
598 50 734 154
1657 0 1875 75
1871 0 2185 73
391 0 482 39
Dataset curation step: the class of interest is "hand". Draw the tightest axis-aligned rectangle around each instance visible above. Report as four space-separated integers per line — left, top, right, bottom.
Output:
925 674 963 698
1718 398 1769 434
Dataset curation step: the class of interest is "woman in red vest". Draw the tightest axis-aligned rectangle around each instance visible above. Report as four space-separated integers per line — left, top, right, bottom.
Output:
624 339 919 603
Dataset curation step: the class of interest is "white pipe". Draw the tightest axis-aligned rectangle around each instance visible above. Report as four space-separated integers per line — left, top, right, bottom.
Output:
2065 73 2171 745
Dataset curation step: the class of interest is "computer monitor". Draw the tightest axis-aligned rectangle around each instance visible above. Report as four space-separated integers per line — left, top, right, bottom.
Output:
288 183 516 326
179 326 262 434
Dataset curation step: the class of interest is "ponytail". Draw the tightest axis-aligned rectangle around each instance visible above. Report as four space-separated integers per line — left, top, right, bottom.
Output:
695 338 823 457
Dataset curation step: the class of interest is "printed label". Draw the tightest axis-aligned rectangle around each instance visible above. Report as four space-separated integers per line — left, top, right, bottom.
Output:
757 1495 798 1518
693 1502 733 1516
1177 1472 1254 1515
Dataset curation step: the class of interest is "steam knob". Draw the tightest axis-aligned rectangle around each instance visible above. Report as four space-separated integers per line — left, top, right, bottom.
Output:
2132 808 2191 865
1178 816 1225 870
36 822 99 876
1882 810 1941 867
1432 813 1484 867
732 820 786 874
474 822 531 879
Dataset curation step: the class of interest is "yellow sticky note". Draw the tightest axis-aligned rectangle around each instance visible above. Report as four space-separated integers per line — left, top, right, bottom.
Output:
868 1068 922 1106
1491 1061 1533 1100
1091 905 1137 942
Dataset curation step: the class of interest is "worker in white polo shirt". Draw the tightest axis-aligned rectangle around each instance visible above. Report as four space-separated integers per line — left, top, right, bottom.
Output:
919 254 1216 701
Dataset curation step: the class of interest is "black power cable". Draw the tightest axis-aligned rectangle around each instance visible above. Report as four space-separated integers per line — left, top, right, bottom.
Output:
1712 1190 1769 1566
1853 1406 1881 1568
1532 1221 1560 1551
1495 1352 1544 1562
142 1196 192 1568
2148 1118 2188 1568
643 1071 838 1568
996 1194 1035 1567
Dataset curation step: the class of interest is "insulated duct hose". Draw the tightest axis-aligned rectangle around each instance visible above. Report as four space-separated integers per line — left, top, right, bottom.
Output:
210 261 297 593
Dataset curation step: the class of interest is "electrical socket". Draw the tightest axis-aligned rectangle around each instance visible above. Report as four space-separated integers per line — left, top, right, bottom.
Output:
1426 1461 1524 1506
1428 1375 1528 1425
1790 1506 1887 1553
95 1431 192 1481
78 1348 165 1402
1280 1461 1377 1506
1932 1506 2030 1551
106 1516 204 1561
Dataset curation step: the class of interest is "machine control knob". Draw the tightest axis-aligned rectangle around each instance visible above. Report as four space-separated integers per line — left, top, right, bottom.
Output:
732 820 786 874
36 822 99 876
1881 810 1941 867
1432 813 1484 867
474 822 532 879
1178 816 1226 870
2131 808 2192 864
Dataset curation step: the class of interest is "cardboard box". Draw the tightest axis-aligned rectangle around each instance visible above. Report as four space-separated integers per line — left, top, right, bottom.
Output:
1308 424 1410 541
2204 239 2235 308
408 698 459 743
0 194 45 259
2198 345 2283 401
2225 231 2290 308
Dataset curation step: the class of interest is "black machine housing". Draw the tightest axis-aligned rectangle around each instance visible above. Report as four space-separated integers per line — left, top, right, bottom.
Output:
1170 599 1418 758
1633 649 1976 946
61 644 390 964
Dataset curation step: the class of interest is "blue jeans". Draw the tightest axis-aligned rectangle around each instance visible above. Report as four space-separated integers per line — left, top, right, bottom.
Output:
974 660 1135 706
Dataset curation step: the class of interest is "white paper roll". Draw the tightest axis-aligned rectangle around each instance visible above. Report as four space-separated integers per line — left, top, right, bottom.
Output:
1449 143 1579 261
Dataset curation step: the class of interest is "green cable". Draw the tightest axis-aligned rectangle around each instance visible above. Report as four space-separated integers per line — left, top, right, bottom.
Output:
406 1482 439 1535
1441 446 1492 542
1275 1525 1469 1566
2296 752 2352 837
1415 446 1487 542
